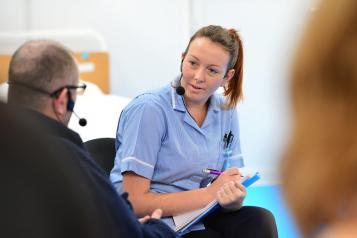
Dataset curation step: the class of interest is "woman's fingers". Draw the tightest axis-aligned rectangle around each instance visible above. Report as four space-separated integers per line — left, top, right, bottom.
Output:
217 180 246 211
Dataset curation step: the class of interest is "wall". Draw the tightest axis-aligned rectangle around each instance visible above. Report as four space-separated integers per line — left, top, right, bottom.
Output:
190 0 318 183
0 0 318 183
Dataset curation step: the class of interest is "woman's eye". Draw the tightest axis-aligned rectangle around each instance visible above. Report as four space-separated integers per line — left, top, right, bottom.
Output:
189 60 197 66
209 68 218 74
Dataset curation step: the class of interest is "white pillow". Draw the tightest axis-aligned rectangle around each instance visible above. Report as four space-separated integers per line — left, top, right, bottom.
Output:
68 89 131 142
1 79 128 141
0 82 8 102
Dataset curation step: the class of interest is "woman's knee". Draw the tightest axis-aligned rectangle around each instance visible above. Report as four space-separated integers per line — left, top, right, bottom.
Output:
203 206 278 237
241 206 278 237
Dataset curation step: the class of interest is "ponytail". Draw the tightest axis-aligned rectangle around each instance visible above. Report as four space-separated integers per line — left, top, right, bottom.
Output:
224 29 243 108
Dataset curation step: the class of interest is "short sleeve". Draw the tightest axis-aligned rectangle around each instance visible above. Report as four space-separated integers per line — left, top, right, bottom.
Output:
115 94 166 180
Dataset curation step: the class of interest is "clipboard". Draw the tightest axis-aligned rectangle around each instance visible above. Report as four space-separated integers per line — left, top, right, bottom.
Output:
174 172 261 234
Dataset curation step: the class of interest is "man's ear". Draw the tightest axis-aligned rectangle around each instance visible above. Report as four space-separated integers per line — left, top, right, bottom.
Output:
52 88 68 116
222 69 235 87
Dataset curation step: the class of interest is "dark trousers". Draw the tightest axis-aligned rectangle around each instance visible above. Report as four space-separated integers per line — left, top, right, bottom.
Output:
183 206 278 238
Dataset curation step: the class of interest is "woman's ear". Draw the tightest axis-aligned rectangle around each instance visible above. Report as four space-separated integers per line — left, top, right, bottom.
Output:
180 53 186 73
52 88 68 116
181 52 186 60
222 69 235 87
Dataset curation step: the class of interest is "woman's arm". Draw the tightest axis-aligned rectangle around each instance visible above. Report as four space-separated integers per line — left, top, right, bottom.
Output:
122 168 241 217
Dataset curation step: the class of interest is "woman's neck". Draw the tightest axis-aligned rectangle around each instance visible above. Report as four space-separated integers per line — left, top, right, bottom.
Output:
184 99 209 128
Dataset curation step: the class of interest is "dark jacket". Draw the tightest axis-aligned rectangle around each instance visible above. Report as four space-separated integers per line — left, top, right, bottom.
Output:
22 108 178 238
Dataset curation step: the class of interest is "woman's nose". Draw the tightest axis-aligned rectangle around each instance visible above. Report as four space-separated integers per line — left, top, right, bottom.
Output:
194 67 205 83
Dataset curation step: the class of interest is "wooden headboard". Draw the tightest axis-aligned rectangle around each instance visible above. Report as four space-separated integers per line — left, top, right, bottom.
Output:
0 52 110 94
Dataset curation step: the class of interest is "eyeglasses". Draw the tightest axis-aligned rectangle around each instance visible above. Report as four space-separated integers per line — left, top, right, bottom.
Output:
50 83 87 98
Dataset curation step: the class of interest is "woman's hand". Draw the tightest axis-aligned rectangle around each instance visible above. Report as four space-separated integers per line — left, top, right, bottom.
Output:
207 167 246 211
138 208 163 224
217 180 246 211
207 167 241 195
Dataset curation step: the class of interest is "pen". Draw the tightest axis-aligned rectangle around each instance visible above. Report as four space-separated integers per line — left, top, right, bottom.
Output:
226 131 234 149
202 168 244 177
223 133 228 148
202 168 223 175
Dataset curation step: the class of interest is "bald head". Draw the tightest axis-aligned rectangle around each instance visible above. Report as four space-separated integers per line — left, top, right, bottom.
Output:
8 40 79 110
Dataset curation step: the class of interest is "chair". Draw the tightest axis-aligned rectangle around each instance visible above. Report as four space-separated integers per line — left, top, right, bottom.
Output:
84 137 116 176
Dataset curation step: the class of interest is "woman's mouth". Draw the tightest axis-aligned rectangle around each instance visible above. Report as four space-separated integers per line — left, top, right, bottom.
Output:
191 84 203 91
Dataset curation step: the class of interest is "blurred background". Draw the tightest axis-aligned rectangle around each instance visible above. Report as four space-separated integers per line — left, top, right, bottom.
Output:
0 1 320 236
0 0 319 184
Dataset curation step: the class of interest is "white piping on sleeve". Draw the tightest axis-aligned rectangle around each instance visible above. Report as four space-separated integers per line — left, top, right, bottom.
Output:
121 156 154 169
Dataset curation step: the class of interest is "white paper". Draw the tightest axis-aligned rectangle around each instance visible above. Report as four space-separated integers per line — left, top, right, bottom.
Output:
173 200 218 232
78 62 95 73
172 174 253 232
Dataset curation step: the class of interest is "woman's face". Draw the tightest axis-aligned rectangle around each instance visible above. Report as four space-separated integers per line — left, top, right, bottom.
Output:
181 37 233 107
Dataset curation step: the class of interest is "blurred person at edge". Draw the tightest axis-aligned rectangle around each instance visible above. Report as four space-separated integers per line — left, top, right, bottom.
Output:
281 0 357 237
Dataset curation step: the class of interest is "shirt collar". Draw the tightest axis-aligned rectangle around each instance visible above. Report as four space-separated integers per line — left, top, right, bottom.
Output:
171 76 186 112
22 108 84 148
171 90 186 112
208 94 221 113
170 77 221 114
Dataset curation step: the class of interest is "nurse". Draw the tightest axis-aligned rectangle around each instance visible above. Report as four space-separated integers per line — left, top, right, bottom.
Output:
110 25 277 238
